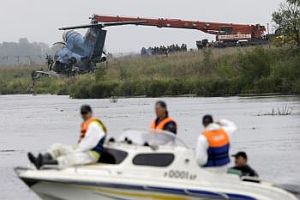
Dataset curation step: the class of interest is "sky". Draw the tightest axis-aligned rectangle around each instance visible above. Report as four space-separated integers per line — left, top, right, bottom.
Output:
0 0 284 53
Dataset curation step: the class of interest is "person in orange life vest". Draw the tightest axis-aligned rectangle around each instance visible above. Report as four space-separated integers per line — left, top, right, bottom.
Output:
150 101 177 134
196 114 237 168
28 105 107 169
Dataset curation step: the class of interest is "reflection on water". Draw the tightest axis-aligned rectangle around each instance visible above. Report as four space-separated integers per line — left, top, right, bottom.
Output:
0 95 299 200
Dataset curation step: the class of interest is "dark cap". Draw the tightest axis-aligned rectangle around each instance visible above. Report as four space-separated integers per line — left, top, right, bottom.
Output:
232 151 248 160
156 100 167 109
80 105 92 115
202 114 213 126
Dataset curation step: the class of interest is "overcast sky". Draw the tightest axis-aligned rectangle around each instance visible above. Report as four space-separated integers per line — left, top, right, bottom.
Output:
0 0 283 53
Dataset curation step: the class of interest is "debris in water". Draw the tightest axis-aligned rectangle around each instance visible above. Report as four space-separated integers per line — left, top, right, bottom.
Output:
110 96 118 103
0 150 16 152
257 105 292 116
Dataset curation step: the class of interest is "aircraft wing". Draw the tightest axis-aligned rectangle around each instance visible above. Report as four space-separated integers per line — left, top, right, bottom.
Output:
102 20 147 27
59 21 146 30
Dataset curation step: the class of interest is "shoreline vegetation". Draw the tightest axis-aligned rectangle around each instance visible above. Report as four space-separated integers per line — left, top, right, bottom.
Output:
0 46 299 99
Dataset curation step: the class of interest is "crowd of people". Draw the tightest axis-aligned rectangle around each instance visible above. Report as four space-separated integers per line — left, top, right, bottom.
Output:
28 101 258 178
141 43 188 56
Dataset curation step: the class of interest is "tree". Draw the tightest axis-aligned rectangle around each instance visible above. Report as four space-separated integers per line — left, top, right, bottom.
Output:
272 0 300 47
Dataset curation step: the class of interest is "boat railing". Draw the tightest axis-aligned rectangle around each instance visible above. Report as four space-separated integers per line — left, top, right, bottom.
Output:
118 128 188 148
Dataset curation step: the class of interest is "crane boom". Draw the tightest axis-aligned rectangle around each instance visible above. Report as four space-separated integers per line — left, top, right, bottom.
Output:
92 15 266 41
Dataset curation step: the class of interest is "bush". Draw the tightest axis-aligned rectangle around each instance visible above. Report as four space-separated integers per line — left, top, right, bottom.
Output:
69 81 91 99
118 81 146 96
1 46 299 98
145 80 170 97
252 76 277 93
89 82 118 98
237 47 271 86
168 79 187 95
293 79 300 93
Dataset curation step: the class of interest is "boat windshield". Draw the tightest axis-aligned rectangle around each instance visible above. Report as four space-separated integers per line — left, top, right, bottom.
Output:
118 129 188 147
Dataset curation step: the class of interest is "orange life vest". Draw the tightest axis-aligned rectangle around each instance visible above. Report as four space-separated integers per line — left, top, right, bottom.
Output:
79 117 107 143
151 117 175 131
203 128 230 167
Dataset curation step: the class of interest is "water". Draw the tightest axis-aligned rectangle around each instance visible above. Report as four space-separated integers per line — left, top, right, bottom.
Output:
0 95 299 200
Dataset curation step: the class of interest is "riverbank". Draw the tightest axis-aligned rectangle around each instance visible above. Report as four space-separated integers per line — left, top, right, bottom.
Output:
0 46 299 98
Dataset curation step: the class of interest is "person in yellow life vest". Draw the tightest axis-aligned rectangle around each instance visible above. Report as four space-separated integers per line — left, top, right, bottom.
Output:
27 105 107 169
196 114 237 169
150 101 177 134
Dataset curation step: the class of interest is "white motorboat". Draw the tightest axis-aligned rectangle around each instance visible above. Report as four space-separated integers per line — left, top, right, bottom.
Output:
16 129 297 200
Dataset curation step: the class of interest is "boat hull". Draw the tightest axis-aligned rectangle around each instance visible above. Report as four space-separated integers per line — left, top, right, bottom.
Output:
23 179 221 200
23 176 298 200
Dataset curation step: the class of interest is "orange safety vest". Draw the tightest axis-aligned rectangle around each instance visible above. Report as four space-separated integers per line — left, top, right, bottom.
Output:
150 117 175 131
203 128 230 167
79 117 107 143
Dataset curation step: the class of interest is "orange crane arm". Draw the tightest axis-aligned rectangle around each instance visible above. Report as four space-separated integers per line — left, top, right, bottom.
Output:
92 15 266 39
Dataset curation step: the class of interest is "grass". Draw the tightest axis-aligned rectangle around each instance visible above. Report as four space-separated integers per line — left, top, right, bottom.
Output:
0 65 36 94
0 46 299 98
258 105 293 116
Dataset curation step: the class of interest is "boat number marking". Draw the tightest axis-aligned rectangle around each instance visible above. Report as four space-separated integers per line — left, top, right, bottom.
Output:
164 170 197 180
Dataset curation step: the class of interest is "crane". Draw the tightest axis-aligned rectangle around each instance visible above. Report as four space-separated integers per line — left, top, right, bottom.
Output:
92 15 267 47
